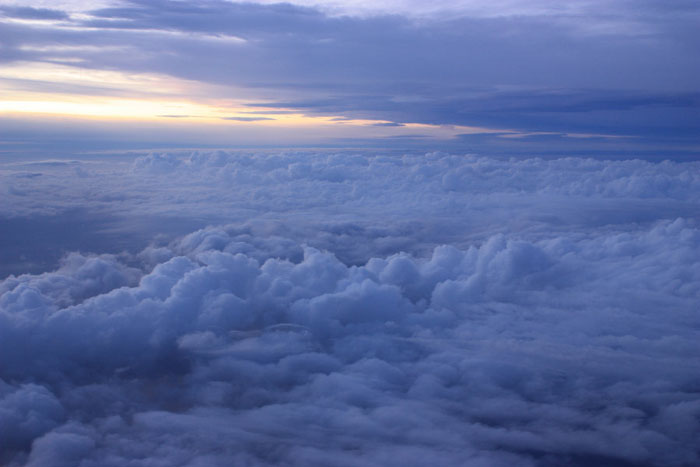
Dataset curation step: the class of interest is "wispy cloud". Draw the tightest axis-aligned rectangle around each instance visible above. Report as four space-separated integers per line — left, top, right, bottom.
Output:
370 121 405 127
220 116 275 122
0 6 69 20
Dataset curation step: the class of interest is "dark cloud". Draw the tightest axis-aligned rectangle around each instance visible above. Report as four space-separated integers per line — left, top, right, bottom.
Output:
371 122 405 127
1 0 698 149
248 89 700 141
0 6 69 20
86 0 326 35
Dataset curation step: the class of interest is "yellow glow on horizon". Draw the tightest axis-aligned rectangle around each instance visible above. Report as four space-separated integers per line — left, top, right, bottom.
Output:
0 97 313 125
0 97 511 139
0 62 512 139
0 98 209 119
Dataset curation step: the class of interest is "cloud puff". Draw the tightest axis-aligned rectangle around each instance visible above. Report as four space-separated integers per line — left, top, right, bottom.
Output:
1 203 699 465
2 150 699 280
1 151 699 465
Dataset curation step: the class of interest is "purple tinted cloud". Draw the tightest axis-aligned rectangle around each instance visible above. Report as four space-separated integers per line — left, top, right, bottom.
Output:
1 0 698 150
1 150 699 465
0 6 69 20
220 116 275 121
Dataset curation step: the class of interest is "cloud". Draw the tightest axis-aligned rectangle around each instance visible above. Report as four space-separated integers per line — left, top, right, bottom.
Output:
0 382 65 456
1 150 699 465
1 0 699 462
157 114 194 118
1 217 699 465
0 6 69 20
1 0 698 150
2 151 699 272
371 122 405 127
220 116 275 121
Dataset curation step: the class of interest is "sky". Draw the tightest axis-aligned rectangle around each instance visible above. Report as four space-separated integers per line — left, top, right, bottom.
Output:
1 0 699 157
1 2 700 467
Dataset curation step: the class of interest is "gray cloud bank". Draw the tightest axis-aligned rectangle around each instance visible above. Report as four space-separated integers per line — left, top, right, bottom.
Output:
1 151 699 466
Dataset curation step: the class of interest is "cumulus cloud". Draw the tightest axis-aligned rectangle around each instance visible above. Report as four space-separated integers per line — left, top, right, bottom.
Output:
1 151 699 465
2 151 698 253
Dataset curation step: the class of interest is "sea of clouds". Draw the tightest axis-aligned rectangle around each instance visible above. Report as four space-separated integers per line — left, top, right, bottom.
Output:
1 151 699 466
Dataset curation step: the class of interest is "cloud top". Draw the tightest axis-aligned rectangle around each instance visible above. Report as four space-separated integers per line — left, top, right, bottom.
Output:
1 151 699 465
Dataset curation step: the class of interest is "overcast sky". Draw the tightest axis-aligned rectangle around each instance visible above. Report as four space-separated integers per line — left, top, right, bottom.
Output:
1 0 699 156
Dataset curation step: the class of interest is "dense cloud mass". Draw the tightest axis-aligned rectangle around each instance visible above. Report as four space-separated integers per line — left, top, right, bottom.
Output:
1 151 699 466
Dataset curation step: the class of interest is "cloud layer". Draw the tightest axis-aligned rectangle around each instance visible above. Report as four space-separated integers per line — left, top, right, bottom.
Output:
2 0 699 153
2 150 699 272
1 151 699 466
